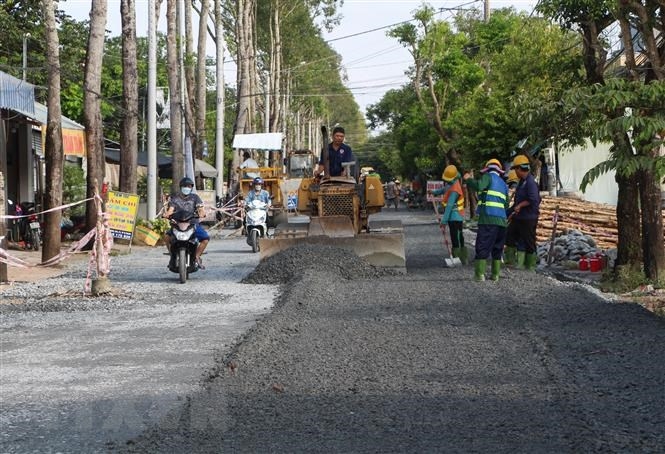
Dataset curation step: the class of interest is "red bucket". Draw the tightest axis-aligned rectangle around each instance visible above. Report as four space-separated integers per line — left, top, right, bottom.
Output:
579 256 589 271
589 257 602 272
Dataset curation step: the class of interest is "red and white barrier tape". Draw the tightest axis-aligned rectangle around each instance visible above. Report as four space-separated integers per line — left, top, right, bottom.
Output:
0 228 96 268
0 197 94 220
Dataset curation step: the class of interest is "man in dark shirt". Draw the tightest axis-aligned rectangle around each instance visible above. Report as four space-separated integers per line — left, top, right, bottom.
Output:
314 126 355 178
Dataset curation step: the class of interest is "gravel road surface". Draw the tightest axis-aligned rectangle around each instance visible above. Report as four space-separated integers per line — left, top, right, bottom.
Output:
2 210 664 453
1 234 277 453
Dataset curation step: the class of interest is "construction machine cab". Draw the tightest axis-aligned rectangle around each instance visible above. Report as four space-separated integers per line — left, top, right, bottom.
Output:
286 149 317 179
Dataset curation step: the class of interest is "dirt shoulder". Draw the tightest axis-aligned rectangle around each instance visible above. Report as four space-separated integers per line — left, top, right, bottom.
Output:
1 245 116 288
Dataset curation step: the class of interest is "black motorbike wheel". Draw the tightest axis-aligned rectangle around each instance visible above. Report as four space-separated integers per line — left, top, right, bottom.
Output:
31 229 40 251
250 229 259 253
178 248 187 283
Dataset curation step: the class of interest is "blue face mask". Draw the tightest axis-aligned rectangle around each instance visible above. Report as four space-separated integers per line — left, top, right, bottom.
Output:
181 187 193 196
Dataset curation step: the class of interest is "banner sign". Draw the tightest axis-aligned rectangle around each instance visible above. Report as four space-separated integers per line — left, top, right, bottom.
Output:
197 190 217 223
106 191 140 240
426 180 444 202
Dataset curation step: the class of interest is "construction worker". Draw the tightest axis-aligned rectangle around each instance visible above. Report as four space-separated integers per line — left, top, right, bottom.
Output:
463 159 509 281
503 169 521 265
429 165 468 264
505 154 541 270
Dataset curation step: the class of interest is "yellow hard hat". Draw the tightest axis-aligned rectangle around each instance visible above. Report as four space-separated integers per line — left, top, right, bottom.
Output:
507 169 518 184
485 158 502 168
442 165 458 182
482 158 504 174
512 155 530 168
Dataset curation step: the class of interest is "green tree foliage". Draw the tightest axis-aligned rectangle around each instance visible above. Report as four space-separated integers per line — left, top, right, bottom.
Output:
565 79 665 191
375 7 583 176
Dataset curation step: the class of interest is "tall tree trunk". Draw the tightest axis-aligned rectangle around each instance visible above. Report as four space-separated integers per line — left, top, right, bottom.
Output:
167 0 184 194
270 5 282 133
84 0 108 233
42 0 63 261
182 0 196 143
638 150 665 281
614 171 642 272
195 0 209 164
120 0 139 194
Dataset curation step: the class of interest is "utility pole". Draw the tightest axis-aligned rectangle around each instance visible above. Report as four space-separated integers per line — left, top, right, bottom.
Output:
214 0 225 198
147 0 157 219
484 0 490 22
22 33 30 81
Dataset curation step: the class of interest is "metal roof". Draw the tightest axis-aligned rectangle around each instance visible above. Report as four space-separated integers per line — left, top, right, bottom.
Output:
0 71 35 114
232 132 284 150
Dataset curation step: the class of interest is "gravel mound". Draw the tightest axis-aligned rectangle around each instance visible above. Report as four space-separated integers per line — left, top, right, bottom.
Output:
242 243 396 284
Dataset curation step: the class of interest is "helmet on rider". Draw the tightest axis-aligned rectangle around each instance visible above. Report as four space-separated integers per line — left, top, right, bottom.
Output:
252 177 263 191
179 177 195 196
179 177 195 187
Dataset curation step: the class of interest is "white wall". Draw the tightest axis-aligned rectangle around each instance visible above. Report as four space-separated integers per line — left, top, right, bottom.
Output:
557 140 618 205
557 140 665 207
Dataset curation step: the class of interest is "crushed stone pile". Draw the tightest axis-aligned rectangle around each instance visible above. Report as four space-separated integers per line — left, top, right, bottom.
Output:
537 228 616 267
242 243 396 285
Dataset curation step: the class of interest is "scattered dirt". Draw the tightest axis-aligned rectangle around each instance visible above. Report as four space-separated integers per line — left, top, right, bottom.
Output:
1 248 89 289
619 287 665 317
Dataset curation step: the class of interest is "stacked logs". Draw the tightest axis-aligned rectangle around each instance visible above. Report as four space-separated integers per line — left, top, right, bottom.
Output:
537 194 665 249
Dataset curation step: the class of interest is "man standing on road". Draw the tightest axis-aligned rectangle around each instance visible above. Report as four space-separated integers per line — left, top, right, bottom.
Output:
505 155 541 270
314 126 355 178
463 159 509 281
386 178 398 209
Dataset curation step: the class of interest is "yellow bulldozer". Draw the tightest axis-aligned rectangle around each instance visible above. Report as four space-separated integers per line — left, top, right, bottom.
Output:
259 127 405 270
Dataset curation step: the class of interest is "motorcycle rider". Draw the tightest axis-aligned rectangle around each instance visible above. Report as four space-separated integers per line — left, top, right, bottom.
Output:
163 177 210 270
245 177 272 206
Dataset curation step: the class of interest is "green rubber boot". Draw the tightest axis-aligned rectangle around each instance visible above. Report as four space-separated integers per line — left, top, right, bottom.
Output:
491 259 502 281
452 247 461 258
504 246 517 266
474 259 487 281
459 247 469 265
525 253 538 271
516 251 526 270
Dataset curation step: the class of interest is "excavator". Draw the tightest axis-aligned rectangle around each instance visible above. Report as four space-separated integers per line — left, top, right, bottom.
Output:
259 126 405 270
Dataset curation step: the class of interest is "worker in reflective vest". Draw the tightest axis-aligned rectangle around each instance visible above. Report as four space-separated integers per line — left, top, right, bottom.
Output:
429 164 468 264
463 158 509 281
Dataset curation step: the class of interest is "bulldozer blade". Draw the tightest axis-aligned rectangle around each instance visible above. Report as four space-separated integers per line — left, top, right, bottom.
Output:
260 232 406 271
262 216 405 270
308 216 356 238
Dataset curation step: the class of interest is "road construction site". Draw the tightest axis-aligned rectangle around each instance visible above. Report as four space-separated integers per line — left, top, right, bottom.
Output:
1 209 664 453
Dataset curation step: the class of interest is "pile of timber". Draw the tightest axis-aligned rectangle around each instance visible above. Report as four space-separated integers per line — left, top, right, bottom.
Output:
537 194 665 250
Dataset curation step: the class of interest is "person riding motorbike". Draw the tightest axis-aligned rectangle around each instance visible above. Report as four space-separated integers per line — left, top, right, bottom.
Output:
163 177 210 270
245 177 272 207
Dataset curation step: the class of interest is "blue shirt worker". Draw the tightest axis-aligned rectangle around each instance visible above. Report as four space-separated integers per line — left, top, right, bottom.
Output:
246 177 272 206
463 159 509 281
164 177 210 270
315 126 355 177
505 154 541 271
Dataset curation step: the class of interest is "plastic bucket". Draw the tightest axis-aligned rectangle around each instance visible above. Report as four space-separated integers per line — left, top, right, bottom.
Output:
579 257 589 271
589 257 602 272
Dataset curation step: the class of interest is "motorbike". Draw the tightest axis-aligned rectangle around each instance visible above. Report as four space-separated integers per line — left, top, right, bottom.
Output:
243 199 268 253
7 200 42 251
168 210 199 283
